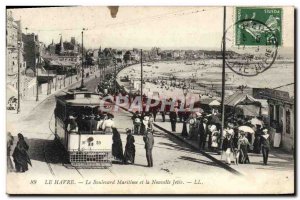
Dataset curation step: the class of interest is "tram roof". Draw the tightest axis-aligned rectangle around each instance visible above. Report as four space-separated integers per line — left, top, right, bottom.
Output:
56 89 105 107
62 98 102 107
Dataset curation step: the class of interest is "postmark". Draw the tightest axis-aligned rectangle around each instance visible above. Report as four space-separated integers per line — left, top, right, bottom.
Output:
223 18 279 77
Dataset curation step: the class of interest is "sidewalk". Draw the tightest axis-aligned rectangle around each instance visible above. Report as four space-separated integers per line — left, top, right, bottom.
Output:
153 114 294 177
7 70 101 124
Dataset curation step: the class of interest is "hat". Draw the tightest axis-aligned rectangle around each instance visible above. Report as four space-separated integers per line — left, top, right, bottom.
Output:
225 131 231 136
262 128 268 133
126 128 132 134
17 133 24 139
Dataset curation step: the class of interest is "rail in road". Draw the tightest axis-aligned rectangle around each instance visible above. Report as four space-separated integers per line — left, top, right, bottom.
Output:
43 112 84 177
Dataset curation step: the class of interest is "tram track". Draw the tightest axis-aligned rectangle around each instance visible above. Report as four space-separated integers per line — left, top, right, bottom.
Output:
106 167 115 175
43 134 56 176
45 112 84 178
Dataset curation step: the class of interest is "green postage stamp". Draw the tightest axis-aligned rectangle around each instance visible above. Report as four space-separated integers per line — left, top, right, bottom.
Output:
236 7 282 46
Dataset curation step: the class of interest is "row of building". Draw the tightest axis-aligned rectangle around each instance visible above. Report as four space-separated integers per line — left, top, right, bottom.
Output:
6 11 83 104
88 47 231 65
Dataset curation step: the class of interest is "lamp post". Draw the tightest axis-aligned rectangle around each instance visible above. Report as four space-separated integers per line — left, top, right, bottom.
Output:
113 57 117 95
63 65 65 87
80 28 86 88
47 68 50 95
181 85 189 138
140 49 143 98
17 41 21 114
55 74 57 91
182 85 188 109
36 43 39 101
220 6 227 151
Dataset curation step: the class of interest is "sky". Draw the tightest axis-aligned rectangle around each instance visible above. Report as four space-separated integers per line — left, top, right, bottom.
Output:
8 6 225 50
8 6 294 50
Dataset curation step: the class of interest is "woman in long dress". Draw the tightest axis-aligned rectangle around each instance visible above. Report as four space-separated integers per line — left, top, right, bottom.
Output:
253 125 262 154
112 128 124 162
211 125 220 152
12 133 31 172
7 132 14 172
181 111 189 137
123 129 136 164
222 132 234 165
238 131 251 164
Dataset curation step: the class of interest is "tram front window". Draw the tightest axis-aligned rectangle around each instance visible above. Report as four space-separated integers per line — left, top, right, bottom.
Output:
67 106 111 135
76 114 99 134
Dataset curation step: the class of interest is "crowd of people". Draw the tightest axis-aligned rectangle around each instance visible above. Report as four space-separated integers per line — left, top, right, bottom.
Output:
99 71 272 167
158 109 271 166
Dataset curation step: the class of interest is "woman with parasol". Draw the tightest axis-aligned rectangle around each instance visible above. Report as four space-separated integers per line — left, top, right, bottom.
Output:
237 131 251 164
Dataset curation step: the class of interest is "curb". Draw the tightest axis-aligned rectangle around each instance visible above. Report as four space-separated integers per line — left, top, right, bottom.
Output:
153 123 242 176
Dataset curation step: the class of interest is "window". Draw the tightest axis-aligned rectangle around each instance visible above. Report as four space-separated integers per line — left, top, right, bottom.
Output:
275 105 280 122
286 110 291 134
269 105 274 122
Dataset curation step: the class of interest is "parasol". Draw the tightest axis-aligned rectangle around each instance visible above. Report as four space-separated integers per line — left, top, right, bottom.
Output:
250 117 264 126
238 126 255 134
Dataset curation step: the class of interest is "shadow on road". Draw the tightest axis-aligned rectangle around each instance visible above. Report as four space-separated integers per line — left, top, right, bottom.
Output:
15 137 67 165
178 156 224 169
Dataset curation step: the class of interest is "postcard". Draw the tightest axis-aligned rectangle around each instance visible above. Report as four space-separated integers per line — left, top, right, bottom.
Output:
6 6 295 194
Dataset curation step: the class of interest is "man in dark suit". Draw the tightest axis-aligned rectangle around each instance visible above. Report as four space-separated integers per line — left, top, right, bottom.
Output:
260 128 271 165
160 110 166 122
198 118 209 150
131 112 142 135
169 110 178 132
89 114 98 132
143 129 154 167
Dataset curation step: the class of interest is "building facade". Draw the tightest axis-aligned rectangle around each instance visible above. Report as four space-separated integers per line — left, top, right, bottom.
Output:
253 88 294 153
6 11 26 102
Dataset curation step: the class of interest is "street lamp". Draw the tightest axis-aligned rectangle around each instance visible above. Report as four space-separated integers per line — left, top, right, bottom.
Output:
113 57 117 95
80 28 87 88
36 43 40 102
182 85 188 108
17 41 21 114
181 85 189 138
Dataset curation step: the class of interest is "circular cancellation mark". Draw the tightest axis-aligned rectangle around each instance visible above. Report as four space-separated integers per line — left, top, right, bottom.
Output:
222 19 279 77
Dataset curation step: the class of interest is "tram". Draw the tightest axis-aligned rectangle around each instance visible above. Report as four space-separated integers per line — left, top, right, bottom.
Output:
54 87 113 168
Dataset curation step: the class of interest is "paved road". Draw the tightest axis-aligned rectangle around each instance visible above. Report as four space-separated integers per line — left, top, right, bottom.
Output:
20 76 300 194
8 76 234 172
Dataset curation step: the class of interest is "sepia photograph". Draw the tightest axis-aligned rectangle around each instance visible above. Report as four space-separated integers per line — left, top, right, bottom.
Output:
5 6 295 195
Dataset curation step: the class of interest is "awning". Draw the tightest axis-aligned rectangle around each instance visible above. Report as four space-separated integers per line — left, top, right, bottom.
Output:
224 91 261 107
193 98 221 108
